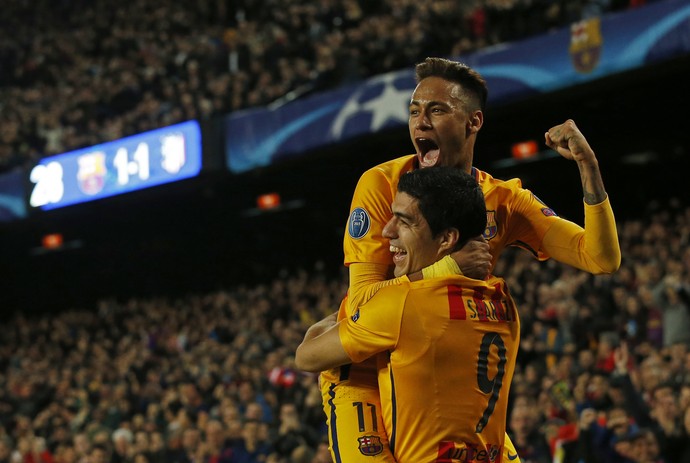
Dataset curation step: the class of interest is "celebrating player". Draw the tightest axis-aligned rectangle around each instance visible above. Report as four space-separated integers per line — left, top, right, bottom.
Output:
311 57 621 462
297 167 521 462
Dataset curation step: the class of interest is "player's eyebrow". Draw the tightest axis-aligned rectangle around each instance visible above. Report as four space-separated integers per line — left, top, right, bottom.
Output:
409 99 448 108
392 209 415 223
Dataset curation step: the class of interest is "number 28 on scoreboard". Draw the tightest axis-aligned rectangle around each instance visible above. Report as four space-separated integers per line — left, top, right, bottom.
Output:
28 120 202 210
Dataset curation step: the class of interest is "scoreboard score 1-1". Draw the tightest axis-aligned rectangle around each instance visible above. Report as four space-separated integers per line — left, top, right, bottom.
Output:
28 120 202 211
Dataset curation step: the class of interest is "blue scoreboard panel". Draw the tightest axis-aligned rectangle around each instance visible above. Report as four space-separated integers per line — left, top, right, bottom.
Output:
28 120 202 211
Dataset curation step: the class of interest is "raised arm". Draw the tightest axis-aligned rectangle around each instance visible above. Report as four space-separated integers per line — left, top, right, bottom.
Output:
541 119 621 274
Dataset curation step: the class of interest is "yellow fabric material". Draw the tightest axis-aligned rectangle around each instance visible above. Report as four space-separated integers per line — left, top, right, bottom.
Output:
339 275 520 462
327 154 619 463
541 196 621 274
347 262 406 317
319 380 395 462
421 254 463 279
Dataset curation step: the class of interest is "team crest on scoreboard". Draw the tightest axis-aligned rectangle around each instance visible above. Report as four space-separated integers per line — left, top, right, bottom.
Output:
483 210 497 240
569 17 602 74
77 151 107 195
348 207 371 239
357 435 384 456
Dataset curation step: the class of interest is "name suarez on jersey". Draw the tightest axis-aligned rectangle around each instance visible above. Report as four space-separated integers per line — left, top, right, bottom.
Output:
464 293 517 323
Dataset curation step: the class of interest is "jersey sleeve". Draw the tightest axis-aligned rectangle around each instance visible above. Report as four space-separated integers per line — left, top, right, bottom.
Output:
343 166 396 266
339 286 407 364
501 181 562 260
501 180 620 274
541 196 620 274
346 263 409 317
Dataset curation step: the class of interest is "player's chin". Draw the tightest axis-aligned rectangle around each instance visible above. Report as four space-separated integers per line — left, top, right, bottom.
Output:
392 264 406 278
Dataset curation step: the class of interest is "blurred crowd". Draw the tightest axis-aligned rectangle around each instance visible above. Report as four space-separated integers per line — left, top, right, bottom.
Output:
0 198 688 463
1 1 682 462
0 267 347 463
0 0 651 172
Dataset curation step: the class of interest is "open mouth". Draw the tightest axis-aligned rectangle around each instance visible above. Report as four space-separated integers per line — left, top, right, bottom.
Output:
416 138 440 167
389 244 407 265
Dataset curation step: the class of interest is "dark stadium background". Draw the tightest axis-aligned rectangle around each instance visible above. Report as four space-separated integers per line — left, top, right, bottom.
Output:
1 54 688 315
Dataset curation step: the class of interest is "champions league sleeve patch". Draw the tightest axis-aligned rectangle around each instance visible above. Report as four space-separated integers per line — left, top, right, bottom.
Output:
348 207 371 239
541 207 558 217
532 193 558 217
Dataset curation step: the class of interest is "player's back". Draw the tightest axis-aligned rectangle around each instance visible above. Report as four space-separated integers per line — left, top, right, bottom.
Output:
378 275 520 463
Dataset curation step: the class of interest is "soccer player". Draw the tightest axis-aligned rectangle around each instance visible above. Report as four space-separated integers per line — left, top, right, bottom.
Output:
317 57 621 462
318 58 620 463
297 166 521 462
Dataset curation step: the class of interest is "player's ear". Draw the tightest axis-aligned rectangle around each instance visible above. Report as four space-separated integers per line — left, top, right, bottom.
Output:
467 110 483 134
438 228 460 254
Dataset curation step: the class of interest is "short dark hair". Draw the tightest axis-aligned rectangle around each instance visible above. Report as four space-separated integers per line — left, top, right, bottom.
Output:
397 167 486 249
415 57 488 112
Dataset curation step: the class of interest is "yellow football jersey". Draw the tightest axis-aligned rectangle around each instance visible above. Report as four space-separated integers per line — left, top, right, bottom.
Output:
344 154 565 272
339 275 520 463
320 153 617 462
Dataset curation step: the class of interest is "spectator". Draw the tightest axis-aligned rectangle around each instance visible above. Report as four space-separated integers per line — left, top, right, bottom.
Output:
167 427 201 463
270 403 320 458
88 445 109 463
197 419 232 463
228 421 271 463
648 382 685 458
0 437 11 463
627 428 668 463
111 428 134 463
509 403 552 463
679 406 690 462
653 275 690 348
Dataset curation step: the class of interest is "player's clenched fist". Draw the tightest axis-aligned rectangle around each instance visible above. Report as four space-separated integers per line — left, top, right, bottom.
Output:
544 119 596 165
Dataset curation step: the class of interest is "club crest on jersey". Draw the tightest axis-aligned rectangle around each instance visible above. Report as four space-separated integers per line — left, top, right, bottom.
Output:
351 309 360 322
348 207 371 239
357 436 383 456
483 210 497 240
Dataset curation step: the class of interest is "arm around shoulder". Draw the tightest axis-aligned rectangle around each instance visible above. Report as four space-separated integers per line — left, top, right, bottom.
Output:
295 320 352 373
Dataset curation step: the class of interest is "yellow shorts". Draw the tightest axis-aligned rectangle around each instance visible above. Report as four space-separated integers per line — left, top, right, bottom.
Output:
321 373 395 462
320 367 521 462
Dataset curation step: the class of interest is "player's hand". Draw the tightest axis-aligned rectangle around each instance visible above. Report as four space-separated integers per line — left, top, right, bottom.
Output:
303 311 338 340
544 119 596 165
450 235 491 280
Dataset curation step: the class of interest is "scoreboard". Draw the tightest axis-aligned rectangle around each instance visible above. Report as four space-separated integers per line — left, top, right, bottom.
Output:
27 120 203 211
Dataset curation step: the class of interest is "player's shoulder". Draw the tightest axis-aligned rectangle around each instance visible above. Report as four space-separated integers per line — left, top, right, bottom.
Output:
361 155 416 181
475 168 524 195
365 280 413 306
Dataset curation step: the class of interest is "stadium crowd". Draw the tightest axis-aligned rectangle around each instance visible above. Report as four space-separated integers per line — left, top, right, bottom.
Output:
0 198 688 463
0 0 652 173
1 1 683 462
